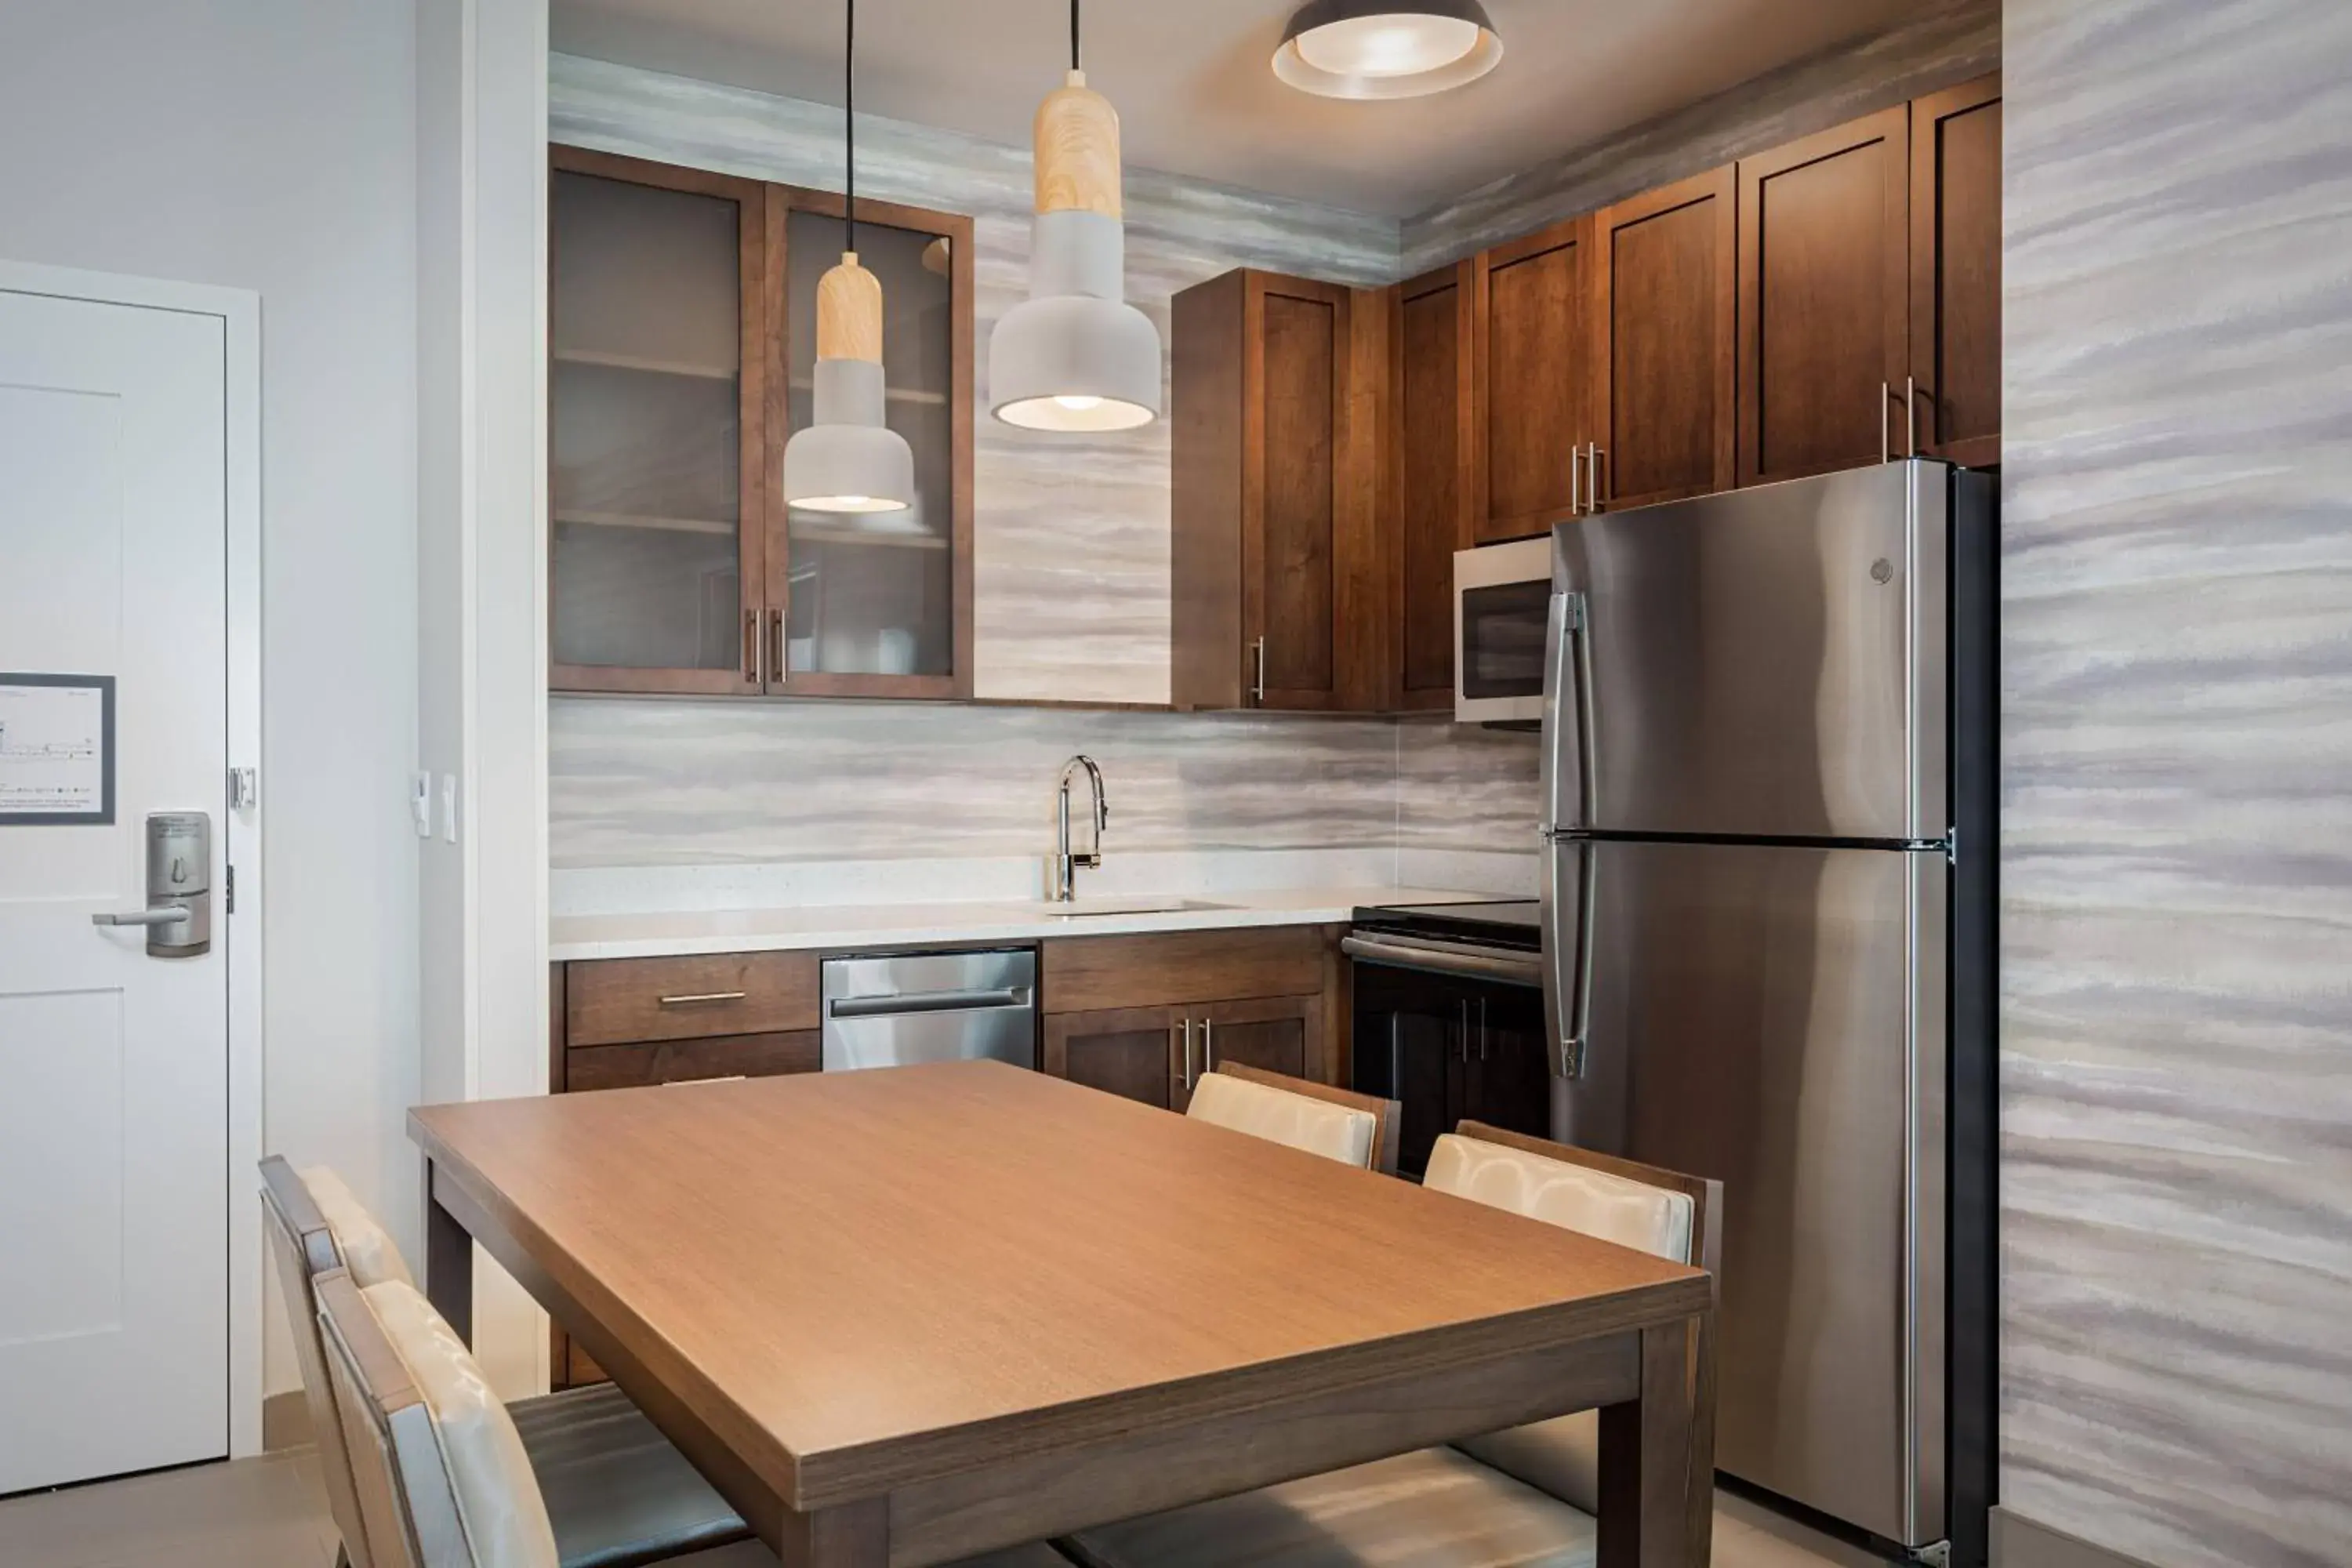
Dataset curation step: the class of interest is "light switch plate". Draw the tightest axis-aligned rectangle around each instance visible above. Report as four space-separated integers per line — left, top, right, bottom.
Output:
411 770 432 838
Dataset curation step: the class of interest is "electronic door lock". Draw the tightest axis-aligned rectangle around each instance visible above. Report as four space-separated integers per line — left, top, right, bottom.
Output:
91 811 211 957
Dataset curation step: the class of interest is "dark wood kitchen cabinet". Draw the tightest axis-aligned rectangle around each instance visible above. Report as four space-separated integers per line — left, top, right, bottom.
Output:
1172 269 1383 712
1388 261 1474 709
1040 925 1346 1102
547 953 823 1384
549 148 769 695
1472 213 1597 541
1587 165 1737 513
1042 993 1323 1113
549 145 975 700
1736 106 1911 486
1910 73 2003 469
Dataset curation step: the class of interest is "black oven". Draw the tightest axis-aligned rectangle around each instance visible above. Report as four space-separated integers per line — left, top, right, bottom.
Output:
1345 901 1551 1178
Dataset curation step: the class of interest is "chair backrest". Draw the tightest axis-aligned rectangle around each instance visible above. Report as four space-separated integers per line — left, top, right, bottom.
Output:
1429 1122 1720 1538
261 1156 378 1568
317 1270 561 1568
1185 1063 1402 1173
302 1163 417 1289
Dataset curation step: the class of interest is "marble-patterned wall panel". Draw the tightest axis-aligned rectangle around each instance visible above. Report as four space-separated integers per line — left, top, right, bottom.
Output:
552 54 1398 706
550 696 1416 869
1395 716 1543 854
1999 3 2352 1566
1397 0 1999 277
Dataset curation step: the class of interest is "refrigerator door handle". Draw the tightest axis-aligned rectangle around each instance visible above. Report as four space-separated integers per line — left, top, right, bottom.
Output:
1540 590 1594 833
1544 839 1597 1079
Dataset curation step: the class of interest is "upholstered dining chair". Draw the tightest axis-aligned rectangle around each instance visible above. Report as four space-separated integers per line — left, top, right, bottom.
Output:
313 1267 1076 1568
1182 1063 1402 1174
263 1156 751 1568
1056 1122 1722 1568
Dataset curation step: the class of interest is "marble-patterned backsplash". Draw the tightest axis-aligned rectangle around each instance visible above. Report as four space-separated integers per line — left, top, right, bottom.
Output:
553 53 1394 709
550 696 1541 898
1396 0 1999 276
1998 2 2352 1565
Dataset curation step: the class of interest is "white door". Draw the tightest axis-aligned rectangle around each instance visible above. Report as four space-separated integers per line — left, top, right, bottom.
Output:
0 287 230 1492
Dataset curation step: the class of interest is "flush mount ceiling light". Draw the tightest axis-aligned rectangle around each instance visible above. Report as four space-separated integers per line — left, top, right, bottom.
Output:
782 0 916 513
1272 0 1503 99
988 0 1162 433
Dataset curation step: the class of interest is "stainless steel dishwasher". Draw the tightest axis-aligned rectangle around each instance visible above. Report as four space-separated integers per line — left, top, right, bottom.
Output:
820 948 1038 1072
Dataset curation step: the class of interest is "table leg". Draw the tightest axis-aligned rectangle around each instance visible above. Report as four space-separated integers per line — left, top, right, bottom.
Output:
423 1160 474 1345
776 1497 887 1568
1598 1316 1699 1568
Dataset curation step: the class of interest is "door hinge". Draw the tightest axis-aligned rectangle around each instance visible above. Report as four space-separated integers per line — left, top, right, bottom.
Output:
229 766 258 811
226 863 236 915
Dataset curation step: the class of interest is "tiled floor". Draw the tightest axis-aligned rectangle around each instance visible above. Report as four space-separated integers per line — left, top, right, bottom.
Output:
0 1450 1897 1568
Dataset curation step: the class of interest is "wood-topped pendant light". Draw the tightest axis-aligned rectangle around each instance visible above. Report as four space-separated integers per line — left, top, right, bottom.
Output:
782 0 915 513
988 0 1162 432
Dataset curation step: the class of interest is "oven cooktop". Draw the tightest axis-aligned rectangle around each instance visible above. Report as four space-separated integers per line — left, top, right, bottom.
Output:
1351 898 1541 950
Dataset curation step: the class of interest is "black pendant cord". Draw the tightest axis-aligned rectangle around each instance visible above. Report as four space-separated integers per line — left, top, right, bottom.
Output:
844 0 856 253
1070 0 1080 71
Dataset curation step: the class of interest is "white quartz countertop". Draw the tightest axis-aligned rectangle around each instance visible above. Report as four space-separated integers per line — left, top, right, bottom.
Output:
549 885 1501 962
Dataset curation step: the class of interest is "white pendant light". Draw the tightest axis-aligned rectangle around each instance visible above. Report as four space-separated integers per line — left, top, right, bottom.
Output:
782 0 916 513
988 0 1161 433
1273 1 1503 100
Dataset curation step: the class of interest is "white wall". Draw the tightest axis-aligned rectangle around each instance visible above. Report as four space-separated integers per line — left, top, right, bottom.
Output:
0 4 422 1398
417 0 552 1398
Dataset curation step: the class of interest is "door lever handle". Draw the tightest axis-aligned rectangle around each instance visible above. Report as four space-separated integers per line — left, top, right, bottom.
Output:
93 908 193 928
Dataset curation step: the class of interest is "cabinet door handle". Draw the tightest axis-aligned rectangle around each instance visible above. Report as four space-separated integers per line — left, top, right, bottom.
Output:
1569 445 1585 517
1178 1017 1196 1091
1479 996 1489 1060
1201 1017 1214 1072
1588 444 1606 512
1882 381 1895 465
1251 636 1267 706
742 610 759 684
659 990 747 1007
769 610 786 687
1905 376 1918 459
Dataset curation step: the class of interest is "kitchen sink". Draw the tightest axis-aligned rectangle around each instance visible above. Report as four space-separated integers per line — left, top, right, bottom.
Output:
1028 896 1238 919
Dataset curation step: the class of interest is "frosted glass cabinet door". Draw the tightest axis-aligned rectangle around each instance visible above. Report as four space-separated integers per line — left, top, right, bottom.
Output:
550 150 768 693
765 193 974 699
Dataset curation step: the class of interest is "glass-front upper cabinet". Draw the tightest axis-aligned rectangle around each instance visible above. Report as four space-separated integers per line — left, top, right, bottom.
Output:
547 147 974 699
550 149 768 694
768 191 972 699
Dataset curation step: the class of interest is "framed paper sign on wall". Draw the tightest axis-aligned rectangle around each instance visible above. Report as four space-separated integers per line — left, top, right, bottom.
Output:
0 673 115 826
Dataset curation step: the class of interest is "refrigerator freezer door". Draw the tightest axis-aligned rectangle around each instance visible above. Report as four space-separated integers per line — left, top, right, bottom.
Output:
1549 460 1948 840
1544 836 1947 1547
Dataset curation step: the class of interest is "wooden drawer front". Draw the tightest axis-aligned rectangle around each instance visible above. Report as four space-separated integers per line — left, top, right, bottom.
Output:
1043 927 1328 1014
565 950 820 1047
564 1030 820 1093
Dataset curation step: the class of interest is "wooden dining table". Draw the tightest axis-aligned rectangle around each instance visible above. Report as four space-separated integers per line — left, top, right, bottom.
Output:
408 1059 1714 1568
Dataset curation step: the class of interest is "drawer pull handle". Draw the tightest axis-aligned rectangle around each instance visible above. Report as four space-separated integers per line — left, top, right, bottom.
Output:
664 1075 748 1086
658 990 748 1007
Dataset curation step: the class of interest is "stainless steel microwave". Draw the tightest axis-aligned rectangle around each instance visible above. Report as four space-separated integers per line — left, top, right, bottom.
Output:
1453 537 1552 723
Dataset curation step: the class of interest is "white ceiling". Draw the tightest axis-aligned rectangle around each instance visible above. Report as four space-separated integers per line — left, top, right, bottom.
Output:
552 0 1924 217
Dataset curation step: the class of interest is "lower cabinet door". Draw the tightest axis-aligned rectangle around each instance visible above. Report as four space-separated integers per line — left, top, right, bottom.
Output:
1195 993 1321 1082
1044 1005 1181 1110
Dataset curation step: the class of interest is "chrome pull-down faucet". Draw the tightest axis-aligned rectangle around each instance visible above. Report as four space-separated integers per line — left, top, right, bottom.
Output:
1052 755 1108 903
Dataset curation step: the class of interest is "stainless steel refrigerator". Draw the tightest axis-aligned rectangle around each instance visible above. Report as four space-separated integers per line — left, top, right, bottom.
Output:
1539 459 1996 1565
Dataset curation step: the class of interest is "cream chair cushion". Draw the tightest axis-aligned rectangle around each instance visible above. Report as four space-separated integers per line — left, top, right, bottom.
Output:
305 1166 417 1289
1065 1445 1595 1568
365 1279 560 1568
1185 1073 1377 1168
1425 1132 1696 1515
